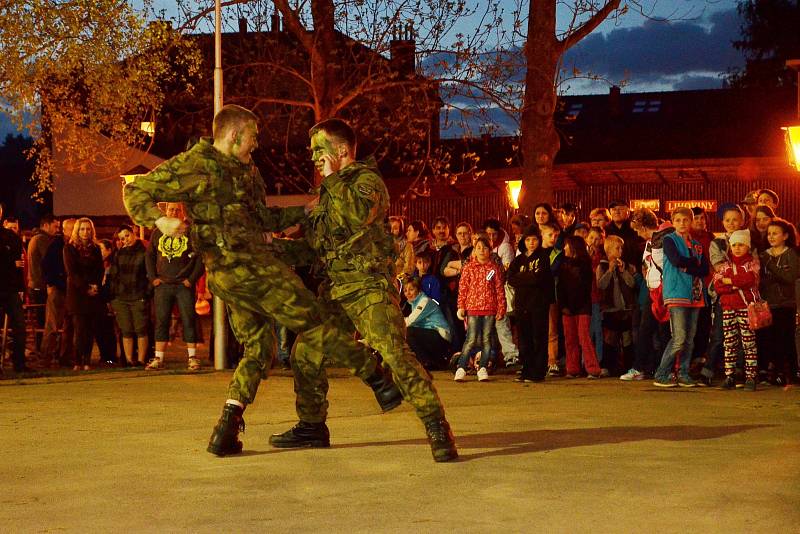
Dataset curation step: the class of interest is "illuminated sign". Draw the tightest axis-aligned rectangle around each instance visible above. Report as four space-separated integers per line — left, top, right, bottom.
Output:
665 200 717 212
629 199 660 210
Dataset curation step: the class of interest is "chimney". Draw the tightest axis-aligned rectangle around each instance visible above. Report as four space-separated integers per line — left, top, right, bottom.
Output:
238 17 247 35
271 11 281 32
390 22 416 76
609 85 621 117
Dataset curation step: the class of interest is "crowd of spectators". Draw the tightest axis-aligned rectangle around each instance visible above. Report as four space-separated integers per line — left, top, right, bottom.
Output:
3 187 799 392
0 202 205 373
392 188 800 390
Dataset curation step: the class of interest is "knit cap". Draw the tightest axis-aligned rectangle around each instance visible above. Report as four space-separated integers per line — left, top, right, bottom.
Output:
729 229 750 248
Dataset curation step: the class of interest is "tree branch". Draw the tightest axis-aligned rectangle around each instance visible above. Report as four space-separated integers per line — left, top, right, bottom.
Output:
560 0 621 51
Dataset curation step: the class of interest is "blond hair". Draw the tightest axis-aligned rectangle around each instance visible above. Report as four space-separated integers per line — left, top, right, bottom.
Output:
70 217 96 247
212 104 258 139
671 207 694 220
603 235 624 255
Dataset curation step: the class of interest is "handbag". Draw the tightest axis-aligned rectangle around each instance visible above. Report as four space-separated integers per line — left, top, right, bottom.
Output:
731 261 772 330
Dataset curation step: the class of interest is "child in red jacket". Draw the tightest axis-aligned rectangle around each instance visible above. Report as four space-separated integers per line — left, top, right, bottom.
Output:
455 236 506 382
713 230 760 390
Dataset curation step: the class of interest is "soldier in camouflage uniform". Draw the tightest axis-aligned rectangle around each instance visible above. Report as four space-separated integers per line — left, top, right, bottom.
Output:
123 105 401 457
268 119 458 462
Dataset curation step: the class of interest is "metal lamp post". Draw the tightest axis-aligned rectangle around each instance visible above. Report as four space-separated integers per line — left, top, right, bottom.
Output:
212 0 228 370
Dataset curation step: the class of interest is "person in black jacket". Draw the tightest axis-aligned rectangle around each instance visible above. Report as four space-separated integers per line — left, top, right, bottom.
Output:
63 217 104 370
0 203 28 373
41 218 76 366
557 236 602 378
507 225 555 382
108 225 150 367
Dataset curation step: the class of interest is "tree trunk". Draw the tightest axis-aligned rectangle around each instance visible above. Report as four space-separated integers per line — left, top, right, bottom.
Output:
518 1 560 215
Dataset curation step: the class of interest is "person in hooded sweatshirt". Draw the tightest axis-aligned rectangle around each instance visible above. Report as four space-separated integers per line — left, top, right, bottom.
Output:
507 225 554 383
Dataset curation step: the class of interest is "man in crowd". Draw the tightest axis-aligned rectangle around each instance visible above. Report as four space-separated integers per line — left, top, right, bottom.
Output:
268 118 457 462
123 105 400 457
0 203 28 373
27 215 60 346
145 202 204 371
41 218 75 367
605 200 645 271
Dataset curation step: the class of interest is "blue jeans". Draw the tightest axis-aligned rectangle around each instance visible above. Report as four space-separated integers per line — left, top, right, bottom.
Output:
655 306 700 381
458 315 495 370
590 303 603 364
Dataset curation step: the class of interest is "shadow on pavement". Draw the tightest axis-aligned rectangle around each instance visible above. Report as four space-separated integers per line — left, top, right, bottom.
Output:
326 424 775 462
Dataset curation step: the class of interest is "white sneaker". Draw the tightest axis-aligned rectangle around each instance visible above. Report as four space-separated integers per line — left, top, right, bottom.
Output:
547 364 560 377
620 368 643 381
477 367 489 382
187 357 201 371
454 368 467 382
145 358 164 371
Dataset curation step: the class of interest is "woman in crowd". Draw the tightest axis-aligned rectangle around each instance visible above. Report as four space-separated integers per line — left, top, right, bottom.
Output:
95 239 118 364
108 225 150 367
531 203 561 232
440 222 474 351
398 220 432 282
752 205 775 253
63 217 104 371
758 218 799 386
403 277 452 370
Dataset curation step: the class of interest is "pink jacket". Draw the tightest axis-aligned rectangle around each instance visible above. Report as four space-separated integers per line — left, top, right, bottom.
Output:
457 258 506 316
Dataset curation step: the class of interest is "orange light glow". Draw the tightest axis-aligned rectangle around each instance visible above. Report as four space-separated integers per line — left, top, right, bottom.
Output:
783 125 800 172
506 180 522 209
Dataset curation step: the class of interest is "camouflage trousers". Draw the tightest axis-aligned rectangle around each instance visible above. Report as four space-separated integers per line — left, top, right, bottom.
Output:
293 275 446 423
204 252 377 405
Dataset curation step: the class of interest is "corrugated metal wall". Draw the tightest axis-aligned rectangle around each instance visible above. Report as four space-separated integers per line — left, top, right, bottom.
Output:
389 177 800 233
389 195 513 230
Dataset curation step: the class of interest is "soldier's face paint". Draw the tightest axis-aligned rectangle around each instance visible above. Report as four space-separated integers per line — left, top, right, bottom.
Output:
310 131 338 173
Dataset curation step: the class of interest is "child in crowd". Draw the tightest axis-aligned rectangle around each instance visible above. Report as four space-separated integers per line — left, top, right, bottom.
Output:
414 251 442 304
699 205 749 386
622 209 672 381
653 207 709 387
403 277 452 370
713 230 760 390
455 236 506 382
759 218 799 386
507 225 554 382
586 226 606 366
557 235 602 378
596 235 635 376
540 222 563 376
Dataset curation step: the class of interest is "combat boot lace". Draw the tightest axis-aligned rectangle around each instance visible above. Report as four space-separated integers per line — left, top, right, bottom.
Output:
424 418 458 462
364 367 403 412
269 421 330 448
207 404 245 456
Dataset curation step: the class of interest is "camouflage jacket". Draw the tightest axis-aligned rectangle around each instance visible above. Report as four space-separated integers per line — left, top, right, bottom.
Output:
305 157 395 299
123 138 304 266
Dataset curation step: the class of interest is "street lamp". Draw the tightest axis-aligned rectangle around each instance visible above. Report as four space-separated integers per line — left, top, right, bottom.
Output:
783 59 800 172
506 180 522 209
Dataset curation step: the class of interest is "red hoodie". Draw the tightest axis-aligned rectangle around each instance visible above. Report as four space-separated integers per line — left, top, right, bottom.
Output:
712 252 760 310
457 257 506 316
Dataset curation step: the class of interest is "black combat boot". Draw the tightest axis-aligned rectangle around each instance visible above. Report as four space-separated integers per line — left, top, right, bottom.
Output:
364 366 403 412
269 421 330 448
423 416 458 462
207 403 245 456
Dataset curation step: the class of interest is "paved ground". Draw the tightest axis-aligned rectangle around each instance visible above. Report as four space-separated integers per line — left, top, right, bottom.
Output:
1 362 799 533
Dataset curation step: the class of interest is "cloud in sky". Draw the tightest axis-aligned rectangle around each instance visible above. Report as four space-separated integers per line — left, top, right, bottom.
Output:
562 7 744 90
